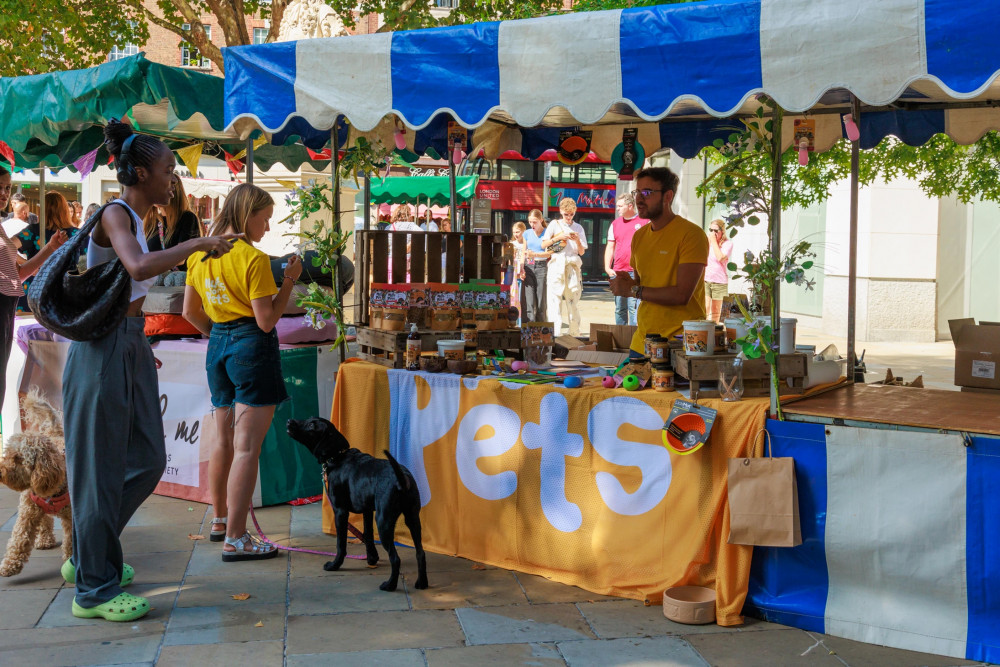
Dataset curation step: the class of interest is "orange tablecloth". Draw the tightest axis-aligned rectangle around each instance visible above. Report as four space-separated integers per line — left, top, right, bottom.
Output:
324 361 767 625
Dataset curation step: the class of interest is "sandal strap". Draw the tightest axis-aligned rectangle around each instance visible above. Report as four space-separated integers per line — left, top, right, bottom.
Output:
210 517 227 525
224 532 275 554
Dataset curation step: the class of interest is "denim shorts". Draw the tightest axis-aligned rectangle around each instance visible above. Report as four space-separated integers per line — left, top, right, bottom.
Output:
206 317 289 408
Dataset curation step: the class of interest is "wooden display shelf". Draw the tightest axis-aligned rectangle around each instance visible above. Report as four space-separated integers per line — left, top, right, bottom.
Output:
671 349 807 399
357 326 522 369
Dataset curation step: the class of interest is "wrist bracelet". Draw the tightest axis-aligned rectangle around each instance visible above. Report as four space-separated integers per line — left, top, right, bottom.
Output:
282 276 293 284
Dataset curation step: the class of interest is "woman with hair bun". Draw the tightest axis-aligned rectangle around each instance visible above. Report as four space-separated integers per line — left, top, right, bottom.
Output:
182 182 302 562
61 119 242 623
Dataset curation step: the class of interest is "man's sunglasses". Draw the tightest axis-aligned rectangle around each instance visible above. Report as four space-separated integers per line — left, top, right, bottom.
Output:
634 188 666 199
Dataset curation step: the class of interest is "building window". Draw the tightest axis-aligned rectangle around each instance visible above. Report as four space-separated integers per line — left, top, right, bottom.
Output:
108 44 139 61
253 28 268 45
180 24 212 69
435 0 459 7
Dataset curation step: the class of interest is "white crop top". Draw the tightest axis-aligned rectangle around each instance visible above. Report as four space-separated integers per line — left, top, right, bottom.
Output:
86 199 156 302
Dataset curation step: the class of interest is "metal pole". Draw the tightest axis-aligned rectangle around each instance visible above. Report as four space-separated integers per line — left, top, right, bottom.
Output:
245 137 254 185
847 97 861 383
448 145 458 231
769 105 784 419
363 174 371 231
542 161 551 220
331 125 346 362
39 166 47 246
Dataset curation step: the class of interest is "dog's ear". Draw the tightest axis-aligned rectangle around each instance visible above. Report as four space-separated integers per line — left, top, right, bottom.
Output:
29 438 65 497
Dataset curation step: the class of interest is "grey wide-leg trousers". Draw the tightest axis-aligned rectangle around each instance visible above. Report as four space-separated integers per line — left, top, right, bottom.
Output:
63 317 166 608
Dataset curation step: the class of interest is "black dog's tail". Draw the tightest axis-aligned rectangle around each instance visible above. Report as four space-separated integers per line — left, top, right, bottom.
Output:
384 450 412 491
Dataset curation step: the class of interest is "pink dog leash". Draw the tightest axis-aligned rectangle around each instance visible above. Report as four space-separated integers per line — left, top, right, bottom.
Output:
248 504 368 559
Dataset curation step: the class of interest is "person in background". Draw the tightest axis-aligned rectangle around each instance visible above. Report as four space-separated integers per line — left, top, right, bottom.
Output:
63 119 240 622
521 210 548 322
17 191 78 261
604 192 649 325
84 203 100 222
4 193 38 226
510 222 526 323
704 219 733 323
69 201 83 228
0 166 67 409
542 198 587 336
610 167 708 354
143 174 202 269
182 183 302 563
4 201 31 240
440 217 452 232
419 215 439 232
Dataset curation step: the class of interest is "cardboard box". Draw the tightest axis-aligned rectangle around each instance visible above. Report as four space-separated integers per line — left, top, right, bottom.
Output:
949 318 1000 390
566 349 630 365
589 324 637 352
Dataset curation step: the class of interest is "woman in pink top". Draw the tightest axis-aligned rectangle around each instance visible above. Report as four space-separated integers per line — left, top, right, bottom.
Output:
704 219 733 323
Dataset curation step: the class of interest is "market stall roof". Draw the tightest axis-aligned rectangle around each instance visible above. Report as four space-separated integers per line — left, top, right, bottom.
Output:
0 54 330 172
369 176 479 206
223 0 1000 160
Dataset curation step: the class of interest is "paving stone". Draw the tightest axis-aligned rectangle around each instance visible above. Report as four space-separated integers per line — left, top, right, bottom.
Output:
422 550 497 573
119 523 202 554
156 639 284 666
184 539 289 576
456 604 596 645
163 603 286 645
174 575 288 609
516 573 617 605
289 573 410 615
558 636 709 667
125 502 209 527
408 567 528 610
0 530 69 558
286 609 464 653
426 642 566 666
0 552 70 590
0 622 166 665
578 599 734 639
817 632 982 666
288 543 382 576
36 584 180 628
0 588 59 628
121 550 192 584
684 628 848 666
287 649 426 666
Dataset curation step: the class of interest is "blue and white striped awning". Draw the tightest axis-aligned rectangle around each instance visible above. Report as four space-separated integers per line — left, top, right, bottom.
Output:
224 0 1000 158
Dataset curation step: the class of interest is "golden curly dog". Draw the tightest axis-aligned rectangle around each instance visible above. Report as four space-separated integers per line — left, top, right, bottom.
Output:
0 389 71 576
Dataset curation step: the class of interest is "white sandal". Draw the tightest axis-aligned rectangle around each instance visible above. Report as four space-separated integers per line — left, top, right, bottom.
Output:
209 517 227 542
222 532 278 562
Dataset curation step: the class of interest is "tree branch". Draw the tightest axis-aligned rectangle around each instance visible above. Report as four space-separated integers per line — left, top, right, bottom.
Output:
141 4 224 72
267 0 288 43
375 0 422 32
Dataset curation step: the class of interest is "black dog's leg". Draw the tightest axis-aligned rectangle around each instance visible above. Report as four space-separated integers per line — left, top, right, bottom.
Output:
376 511 401 591
362 510 379 566
323 509 350 571
402 506 428 589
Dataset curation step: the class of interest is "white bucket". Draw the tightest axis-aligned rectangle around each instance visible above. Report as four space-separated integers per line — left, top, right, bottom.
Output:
437 339 466 360
724 317 749 353
682 320 716 357
779 318 797 354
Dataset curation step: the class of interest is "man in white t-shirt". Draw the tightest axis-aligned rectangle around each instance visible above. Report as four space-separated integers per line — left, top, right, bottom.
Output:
541 198 587 336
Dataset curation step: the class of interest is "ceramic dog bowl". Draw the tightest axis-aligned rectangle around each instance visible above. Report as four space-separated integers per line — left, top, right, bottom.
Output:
447 359 478 374
420 356 448 373
662 585 716 625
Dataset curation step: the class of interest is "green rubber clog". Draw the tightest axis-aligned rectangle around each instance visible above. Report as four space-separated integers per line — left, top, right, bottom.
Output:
71 592 150 622
61 559 134 587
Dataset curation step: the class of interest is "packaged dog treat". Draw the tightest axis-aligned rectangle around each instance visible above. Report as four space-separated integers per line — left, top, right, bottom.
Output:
520 321 554 368
368 283 388 329
407 283 430 328
381 284 408 331
428 283 460 331
474 284 502 331
459 284 477 328
497 288 512 330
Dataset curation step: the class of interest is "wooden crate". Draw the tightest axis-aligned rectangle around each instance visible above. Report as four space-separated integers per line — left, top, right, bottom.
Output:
358 327 522 369
671 350 808 399
353 230 508 326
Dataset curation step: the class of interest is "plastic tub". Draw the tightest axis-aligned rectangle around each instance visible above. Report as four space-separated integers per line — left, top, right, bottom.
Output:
437 339 466 360
682 320 715 357
779 318 797 354
724 317 748 353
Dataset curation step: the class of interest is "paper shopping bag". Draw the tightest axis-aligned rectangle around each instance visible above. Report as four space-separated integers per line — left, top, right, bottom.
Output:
727 429 802 547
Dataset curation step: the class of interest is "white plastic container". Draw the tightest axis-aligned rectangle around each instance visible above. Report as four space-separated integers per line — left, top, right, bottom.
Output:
682 320 716 357
724 317 749 353
437 339 466 360
779 318 797 354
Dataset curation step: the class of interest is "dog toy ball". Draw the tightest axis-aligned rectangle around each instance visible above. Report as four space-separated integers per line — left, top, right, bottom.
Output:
602 376 617 389
563 376 583 389
622 374 640 391
511 360 528 372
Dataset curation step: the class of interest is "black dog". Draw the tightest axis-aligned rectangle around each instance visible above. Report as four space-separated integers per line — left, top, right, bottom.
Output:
287 417 428 591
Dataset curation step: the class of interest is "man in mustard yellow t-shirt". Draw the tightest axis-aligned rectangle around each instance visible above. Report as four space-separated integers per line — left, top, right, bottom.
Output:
609 167 709 353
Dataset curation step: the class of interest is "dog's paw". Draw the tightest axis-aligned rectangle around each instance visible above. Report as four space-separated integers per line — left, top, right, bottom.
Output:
414 575 429 590
379 579 398 592
323 559 343 572
0 562 23 577
34 536 57 550
366 554 379 567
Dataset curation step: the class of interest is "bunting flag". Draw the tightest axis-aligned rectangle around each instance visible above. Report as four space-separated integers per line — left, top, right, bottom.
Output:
276 179 298 190
231 136 268 161
306 147 332 161
176 143 204 177
0 141 14 170
72 148 99 180
223 150 244 178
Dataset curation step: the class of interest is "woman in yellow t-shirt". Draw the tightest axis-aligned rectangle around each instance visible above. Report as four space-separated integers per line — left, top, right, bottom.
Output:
182 183 303 562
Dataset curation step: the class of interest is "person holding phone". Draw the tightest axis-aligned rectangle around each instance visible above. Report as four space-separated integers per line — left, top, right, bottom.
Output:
541 198 587 335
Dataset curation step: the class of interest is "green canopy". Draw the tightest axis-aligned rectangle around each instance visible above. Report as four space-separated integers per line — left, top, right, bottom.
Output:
0 54 327 172
369 176 479 205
